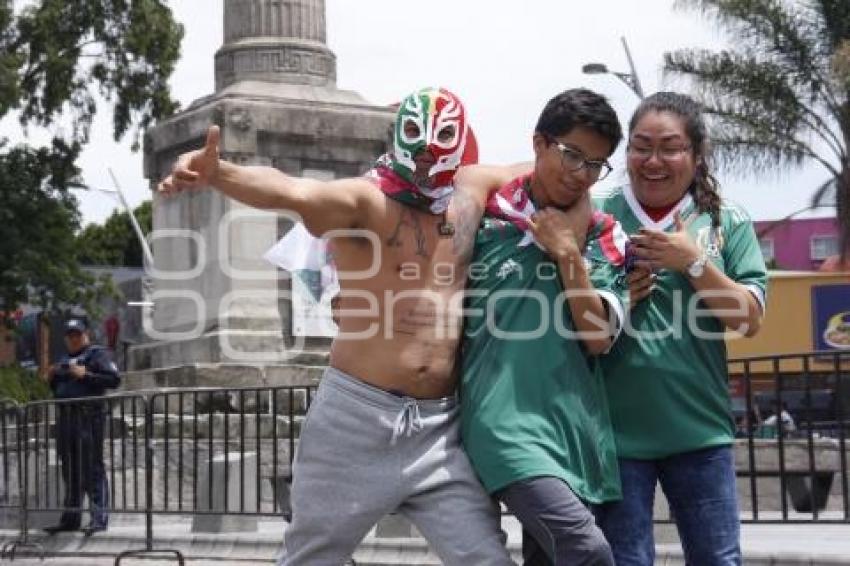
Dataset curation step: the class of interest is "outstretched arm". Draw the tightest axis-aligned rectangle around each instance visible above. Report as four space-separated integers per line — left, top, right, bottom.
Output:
454 162 534 204
157 126 376 236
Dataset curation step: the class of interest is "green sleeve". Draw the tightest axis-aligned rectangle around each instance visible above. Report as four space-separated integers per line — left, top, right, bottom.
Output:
721 209 768 309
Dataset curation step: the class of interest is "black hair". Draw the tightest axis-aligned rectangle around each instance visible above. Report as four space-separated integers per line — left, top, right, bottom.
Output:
534 89 623 156
629 92 721 227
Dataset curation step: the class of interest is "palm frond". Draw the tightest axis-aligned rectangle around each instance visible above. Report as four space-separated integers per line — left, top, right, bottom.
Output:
809 176 838 208
675 0 845 114
665 49 846 167
670 0 850 258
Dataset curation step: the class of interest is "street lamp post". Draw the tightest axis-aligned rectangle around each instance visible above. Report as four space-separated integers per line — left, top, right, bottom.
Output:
71 171 156 312
106 169 155 268
582 36 645 99
73 171 154 267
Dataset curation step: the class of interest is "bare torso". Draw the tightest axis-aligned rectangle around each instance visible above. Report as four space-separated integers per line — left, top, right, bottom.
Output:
328 184 483 399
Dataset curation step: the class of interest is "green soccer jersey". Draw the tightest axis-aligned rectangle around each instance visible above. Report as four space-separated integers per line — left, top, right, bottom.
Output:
593 184 768 460
460 208 629 503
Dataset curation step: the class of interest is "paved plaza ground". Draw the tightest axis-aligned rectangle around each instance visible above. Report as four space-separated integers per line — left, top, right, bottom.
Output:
2 515 850 565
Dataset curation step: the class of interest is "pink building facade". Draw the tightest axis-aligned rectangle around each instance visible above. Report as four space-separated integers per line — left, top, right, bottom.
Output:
753 217 840 271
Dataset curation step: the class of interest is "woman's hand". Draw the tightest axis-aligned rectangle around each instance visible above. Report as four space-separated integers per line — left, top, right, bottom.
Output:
630 212 701 272
627 267 655 308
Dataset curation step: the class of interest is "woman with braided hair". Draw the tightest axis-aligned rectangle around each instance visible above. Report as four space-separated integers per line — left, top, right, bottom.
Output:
593 91 767 566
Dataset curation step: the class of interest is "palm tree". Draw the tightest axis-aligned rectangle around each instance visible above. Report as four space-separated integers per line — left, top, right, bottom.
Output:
664 0 850 260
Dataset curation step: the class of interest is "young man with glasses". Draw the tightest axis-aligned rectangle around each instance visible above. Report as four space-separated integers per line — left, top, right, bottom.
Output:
461 89 630 565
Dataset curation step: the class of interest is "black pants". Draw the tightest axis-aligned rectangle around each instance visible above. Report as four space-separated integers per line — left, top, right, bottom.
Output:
497 476 613 566
56 405 109 528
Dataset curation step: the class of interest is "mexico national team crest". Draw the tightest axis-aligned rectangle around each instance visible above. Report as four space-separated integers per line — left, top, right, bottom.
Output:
695 226 724 258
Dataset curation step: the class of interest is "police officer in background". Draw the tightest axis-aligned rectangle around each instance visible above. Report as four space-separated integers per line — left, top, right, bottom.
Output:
43 319 120 536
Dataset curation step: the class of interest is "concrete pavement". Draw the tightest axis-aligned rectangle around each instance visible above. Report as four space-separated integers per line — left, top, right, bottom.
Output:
1 516 849 565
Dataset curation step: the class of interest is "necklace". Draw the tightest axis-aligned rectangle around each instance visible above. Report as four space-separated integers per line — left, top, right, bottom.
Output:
438 212 455 237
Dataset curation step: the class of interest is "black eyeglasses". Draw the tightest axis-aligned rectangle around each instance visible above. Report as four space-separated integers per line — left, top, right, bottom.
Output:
627 144 693 161
551 141 613 181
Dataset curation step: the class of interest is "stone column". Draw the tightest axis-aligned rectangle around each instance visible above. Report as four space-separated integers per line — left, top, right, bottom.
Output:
216 0 336 90
224 0 327 44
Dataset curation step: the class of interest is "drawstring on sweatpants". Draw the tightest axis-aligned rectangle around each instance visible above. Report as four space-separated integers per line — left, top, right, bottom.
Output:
390 398 424 445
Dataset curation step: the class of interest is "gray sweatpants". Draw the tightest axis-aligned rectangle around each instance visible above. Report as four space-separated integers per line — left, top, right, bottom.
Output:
278 367 513 566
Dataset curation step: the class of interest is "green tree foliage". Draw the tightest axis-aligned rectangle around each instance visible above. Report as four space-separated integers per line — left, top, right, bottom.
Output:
0 138 112 314
76 200 152 267
1 0 183 148
0 1 182 314
0 2 18 111
665 0 850 258
0 365 51 403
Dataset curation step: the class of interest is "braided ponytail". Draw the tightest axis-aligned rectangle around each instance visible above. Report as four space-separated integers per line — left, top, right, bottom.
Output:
694 160 722 228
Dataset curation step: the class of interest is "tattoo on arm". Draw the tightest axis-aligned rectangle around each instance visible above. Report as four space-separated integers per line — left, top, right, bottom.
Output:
451 189 482 261
387 208 428 257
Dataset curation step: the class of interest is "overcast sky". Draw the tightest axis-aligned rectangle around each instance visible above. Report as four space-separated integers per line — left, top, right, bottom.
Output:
5 0 836 226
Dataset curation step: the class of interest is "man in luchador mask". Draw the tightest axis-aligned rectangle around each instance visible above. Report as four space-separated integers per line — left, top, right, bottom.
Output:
158 87 519 565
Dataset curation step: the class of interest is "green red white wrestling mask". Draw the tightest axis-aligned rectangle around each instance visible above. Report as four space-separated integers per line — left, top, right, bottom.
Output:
391 87 469 188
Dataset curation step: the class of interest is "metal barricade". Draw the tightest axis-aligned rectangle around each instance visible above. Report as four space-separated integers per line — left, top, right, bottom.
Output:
0 398 44 560
0 354 845 564
727 350 849 523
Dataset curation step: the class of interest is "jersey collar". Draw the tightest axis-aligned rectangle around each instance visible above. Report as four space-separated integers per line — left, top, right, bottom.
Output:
623 184 694 231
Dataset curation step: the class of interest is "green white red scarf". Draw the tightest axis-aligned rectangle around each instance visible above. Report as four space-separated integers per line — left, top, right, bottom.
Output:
484 174 630 266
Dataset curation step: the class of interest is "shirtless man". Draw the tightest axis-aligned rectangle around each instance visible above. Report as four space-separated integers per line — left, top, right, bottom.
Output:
158 87 517 565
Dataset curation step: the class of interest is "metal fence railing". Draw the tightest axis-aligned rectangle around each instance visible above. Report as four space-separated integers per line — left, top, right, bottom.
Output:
144 385 315 520
726 350 850 523
0 398 39 561
0 384 315 564
0 352 846 563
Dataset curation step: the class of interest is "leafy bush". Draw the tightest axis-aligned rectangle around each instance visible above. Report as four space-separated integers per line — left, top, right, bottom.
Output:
0 365 51 403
